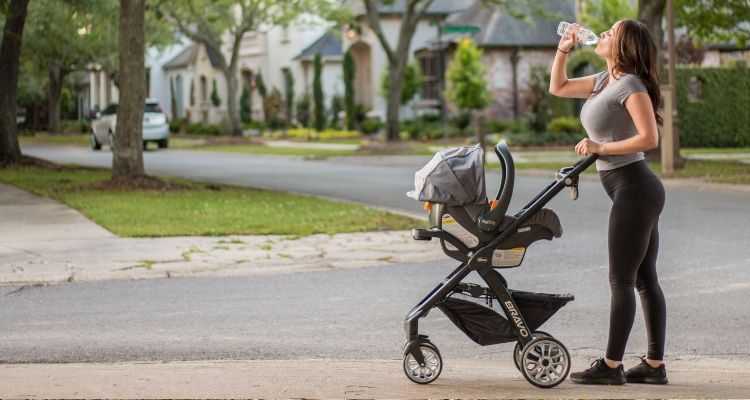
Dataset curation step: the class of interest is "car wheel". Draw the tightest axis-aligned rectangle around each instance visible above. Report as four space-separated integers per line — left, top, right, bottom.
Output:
90 132 101 151
157 138 169 149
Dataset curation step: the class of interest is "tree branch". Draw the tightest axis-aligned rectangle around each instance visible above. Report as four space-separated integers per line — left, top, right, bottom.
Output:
363 0 395 63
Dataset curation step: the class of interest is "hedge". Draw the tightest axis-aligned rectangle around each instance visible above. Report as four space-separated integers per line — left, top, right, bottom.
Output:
676 65 749 147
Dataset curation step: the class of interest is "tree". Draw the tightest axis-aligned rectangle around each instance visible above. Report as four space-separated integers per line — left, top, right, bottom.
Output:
161 0 304 137
282 67 294 126
445 38 490 156
581 0 636 35
379 62 422 104
112 0 146 181
22 0 118 134
240 84 251 123
363 0 435 141
330 94 343 128
343 49 356 130
255 69 267 122
312 52 325 131
211 79 221 107
525 66 552 133
0 0 29 167
296 92 311 128
676 0 750 47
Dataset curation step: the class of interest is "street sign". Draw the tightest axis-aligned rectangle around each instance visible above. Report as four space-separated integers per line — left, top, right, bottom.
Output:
442 25 480 34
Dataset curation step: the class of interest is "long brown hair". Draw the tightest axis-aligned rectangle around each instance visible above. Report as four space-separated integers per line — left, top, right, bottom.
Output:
594 19 663 125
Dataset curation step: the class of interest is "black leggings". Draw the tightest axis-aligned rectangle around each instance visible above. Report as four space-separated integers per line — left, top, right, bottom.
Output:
599 160 666 361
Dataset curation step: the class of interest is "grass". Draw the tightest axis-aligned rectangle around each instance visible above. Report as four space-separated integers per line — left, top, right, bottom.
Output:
681 147 750 155
0 166 420 237
18 133 90 146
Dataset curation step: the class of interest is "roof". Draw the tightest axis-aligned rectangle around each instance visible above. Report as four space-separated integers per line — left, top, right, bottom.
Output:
445 0 575 47
162 44 223 70
294 32 343 61
346 0 467 17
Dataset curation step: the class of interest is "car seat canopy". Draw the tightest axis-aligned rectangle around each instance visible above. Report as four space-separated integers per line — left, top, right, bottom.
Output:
407 144 487 206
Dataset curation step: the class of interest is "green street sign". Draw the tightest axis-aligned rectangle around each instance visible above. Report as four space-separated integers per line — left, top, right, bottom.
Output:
442 25 480 34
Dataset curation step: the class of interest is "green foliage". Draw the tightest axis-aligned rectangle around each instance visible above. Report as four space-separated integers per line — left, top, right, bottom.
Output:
360 118 383 135
256 70 267 98
676 65 750 147
263 87 286 129
451 111 471 133
282 67 294 124
286 128 360 141
240 84 252 123
500 131 582 147
187 123 221 136
169 118 184 133
445 38 489 111
296 92 311 128
313 53 325 131
580 0 636 35
211 79 221 107
379 62 423 104
525 66 552 133
485 119 513 133
676 0 750 47
548 116 584 134
343 50 356 130
330 94 343 128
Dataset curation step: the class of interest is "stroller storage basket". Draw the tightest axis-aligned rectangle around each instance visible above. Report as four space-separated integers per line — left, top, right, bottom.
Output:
437 290 574 346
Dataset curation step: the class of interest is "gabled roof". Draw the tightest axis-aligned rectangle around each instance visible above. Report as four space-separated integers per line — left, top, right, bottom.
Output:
294 32 343 61
346 0 467 17
445 0 575 47
162 43 223 70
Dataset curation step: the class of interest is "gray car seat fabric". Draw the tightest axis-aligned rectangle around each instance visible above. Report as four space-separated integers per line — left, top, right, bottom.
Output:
407 144 487 206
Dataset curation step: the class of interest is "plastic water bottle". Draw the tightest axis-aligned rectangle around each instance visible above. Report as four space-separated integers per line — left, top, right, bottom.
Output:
557 21 599 45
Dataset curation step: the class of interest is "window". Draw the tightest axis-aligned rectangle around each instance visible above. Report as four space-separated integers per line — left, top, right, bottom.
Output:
418 52 440 100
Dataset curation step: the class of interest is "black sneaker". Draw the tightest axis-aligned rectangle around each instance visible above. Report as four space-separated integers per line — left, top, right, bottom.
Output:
570 358 626 385
625 356 669 384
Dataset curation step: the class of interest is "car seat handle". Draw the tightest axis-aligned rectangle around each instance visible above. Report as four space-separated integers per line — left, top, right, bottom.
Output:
477 141 514 233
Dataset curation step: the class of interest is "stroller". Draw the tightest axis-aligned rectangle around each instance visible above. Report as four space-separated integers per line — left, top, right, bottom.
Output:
403 140 598 388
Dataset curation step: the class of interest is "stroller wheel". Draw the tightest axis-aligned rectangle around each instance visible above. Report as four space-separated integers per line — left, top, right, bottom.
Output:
403 343 442 384
519 336 571 389
513 331 552 372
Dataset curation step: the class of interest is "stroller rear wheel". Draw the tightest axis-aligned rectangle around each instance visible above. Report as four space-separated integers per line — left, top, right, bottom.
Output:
513 331 551 371
403 343 442 384
519 336 571 388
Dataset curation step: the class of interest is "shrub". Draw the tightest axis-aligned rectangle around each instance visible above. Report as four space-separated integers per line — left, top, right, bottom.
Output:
360 118 383 135
168 118 183 133
548 116 584 134
187 123 221 136
79 121 91 134
451 111 472 133
485 119 512 133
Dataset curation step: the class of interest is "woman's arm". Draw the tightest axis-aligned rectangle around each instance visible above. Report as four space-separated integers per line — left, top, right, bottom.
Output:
575 92 659 156
549 23 597 99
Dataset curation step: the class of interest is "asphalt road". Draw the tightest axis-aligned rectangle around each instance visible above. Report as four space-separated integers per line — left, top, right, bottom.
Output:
3 145 748 363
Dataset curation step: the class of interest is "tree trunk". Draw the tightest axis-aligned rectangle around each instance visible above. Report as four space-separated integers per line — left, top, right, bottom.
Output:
0 0 29 167
47 64 66 135
112 0 146 180
638 0 683 166
385 59 407 142
224 67 242 136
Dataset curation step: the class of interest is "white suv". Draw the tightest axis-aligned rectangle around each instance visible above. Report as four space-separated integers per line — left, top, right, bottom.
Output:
91 99 170 150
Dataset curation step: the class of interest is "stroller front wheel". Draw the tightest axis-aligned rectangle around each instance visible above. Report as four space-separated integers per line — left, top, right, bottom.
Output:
513 331 552 371
403 343 442 384
519 336 571 388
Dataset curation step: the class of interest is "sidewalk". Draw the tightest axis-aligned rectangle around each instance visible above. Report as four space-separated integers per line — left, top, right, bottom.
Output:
0 183 440 286
1 358 748 398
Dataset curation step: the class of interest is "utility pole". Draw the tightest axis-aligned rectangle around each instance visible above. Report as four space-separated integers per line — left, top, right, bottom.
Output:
661 0 677 174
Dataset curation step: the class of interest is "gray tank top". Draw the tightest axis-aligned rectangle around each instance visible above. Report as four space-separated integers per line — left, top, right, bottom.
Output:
580 71 649 171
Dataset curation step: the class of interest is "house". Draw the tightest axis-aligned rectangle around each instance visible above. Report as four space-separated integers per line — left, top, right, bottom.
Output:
436 0 577 120
341 0 467 119
293 31 344 107
162 43 226 124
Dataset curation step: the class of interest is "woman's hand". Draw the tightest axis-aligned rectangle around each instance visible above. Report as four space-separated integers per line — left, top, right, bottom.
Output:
559 23 579 53
575 138 603 156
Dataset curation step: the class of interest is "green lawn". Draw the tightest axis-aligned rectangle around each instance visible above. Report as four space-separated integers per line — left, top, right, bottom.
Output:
681 147 750 155
0 166 420 237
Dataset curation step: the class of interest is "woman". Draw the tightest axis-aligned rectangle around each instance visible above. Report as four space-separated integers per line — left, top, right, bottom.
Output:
549 19 668 385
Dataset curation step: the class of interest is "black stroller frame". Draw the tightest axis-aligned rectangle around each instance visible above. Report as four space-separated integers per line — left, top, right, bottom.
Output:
403 141 598 388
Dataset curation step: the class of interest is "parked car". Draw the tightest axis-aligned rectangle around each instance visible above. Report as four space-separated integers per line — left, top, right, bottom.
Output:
90 99 169 151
